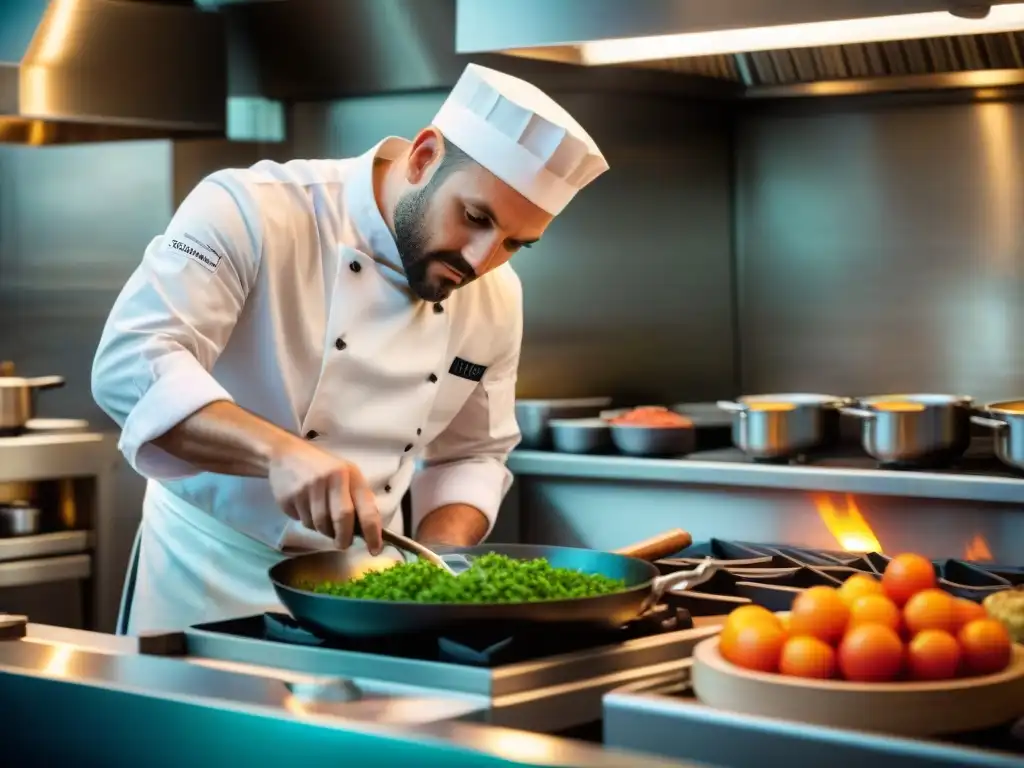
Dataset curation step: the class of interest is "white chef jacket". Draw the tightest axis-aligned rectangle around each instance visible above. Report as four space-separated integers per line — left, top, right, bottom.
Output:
92 138 523 632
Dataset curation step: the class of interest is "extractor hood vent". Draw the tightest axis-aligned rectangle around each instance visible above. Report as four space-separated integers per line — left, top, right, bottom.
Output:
457 0 1024 98
0 0 227 145
649 31 1024 91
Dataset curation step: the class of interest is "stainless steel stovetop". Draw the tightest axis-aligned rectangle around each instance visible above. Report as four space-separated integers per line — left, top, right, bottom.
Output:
173 606 719 733
691 436 1017 477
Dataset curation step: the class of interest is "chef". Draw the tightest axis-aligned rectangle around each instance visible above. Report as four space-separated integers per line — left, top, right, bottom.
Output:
92 63 609 634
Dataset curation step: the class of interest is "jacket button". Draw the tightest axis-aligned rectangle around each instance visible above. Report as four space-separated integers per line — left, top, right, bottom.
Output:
416 428 422 435
349 261 362 273
334 338 346 351
305 430 318 440
428 373 438 383
404 443 413 452
433 303 444 314
384 484 392 493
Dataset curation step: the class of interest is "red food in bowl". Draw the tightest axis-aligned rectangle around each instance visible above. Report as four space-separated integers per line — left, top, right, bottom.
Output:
608 406 694 428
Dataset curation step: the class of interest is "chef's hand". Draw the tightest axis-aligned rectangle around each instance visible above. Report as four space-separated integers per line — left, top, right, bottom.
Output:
267 438 384 554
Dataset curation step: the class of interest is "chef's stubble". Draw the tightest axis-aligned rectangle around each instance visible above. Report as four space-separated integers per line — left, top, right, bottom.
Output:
393 141 477 303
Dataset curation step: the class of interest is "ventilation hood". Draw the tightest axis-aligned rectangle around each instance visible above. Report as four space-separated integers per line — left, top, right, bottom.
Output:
0 0 227 145
456 0 1024 98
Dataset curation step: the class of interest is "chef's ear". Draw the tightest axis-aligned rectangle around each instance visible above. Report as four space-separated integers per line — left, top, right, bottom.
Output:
405 127 444 186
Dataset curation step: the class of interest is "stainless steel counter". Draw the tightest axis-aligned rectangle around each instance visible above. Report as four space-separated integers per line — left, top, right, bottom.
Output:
507 450 1024 505
0 621 703 768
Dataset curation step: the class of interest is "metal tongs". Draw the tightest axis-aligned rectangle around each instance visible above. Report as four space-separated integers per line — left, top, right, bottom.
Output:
379 529 460 575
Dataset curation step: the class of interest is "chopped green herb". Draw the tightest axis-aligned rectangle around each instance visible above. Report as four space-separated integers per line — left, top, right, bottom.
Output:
304 553 627 603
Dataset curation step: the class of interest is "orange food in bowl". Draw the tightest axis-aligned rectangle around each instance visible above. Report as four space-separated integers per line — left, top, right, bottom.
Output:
789 586 850 645
838 573 885 606
779 635 836 679
903 588 958 635
907 629 961 681
952 598 987 630
958 619 1013 676
838 624 904 682
607 406 694 428
848 594 901 633
719 620 788 673
724 604 782 632
882 553 937 606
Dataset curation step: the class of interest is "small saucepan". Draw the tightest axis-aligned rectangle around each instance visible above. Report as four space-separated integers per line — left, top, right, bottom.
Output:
717 394 851 461
840 394 974 467
0 501 41 537
972 400 1024 473
0 363 65 436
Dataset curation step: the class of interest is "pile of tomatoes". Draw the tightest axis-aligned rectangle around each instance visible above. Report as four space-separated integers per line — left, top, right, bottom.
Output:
718 552 1015 683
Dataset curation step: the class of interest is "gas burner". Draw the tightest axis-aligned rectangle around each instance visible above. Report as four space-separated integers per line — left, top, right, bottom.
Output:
247 603 690 667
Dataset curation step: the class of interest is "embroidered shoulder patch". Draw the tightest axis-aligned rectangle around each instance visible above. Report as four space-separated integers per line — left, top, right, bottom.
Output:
167 233 221 273
449 357 487 382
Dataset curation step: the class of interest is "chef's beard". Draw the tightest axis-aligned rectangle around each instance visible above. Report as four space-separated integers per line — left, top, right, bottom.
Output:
393 188 476 303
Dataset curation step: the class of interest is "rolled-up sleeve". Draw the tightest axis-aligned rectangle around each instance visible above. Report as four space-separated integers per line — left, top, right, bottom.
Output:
91 172 262 480
410 283 523 539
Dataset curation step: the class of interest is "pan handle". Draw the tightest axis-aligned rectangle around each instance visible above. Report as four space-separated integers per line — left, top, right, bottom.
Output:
614 529 693 562
642 560 717 613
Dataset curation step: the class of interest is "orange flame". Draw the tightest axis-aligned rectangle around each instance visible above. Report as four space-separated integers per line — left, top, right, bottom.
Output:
963 534 994 562
811 494 883 553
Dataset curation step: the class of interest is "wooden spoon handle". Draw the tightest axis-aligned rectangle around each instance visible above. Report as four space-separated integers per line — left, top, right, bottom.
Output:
615 529 693 562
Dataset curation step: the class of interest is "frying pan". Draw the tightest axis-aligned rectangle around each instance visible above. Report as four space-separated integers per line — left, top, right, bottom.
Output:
269 529 708 639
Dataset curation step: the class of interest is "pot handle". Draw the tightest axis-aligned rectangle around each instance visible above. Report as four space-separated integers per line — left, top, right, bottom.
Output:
839 406 876 420
24 376 64 390
826 397 856 409
717 400 746 413
971 415 1008 431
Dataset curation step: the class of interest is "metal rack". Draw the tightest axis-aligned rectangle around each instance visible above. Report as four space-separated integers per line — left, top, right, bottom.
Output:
0 432 120 630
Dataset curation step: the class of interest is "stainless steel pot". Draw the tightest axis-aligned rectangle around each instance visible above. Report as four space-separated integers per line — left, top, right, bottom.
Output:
0 362 65 433
717 394 850 461
0 502 41 537
972 400 1024 473
840 394 974 466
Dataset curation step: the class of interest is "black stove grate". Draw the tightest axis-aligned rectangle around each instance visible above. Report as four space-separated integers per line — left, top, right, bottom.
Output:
655 539 1022 616
194 603 691 668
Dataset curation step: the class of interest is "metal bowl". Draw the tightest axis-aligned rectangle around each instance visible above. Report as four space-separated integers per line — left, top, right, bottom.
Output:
610 424 697 457
515 397 613 449
548 418 612 454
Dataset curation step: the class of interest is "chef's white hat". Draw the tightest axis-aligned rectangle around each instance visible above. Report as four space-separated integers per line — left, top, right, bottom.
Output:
432 64 609 216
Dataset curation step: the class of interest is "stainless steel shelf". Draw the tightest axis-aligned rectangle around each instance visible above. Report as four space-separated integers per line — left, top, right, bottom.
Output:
507 451 1024 505
0 531 94 563
0 432 119 483
0 554 91 588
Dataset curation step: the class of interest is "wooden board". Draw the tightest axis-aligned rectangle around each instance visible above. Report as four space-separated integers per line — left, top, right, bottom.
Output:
692 637 1024 737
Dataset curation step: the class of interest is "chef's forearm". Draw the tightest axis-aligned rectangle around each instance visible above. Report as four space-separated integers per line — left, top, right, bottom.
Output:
151 400 299 477
415 503 490 547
